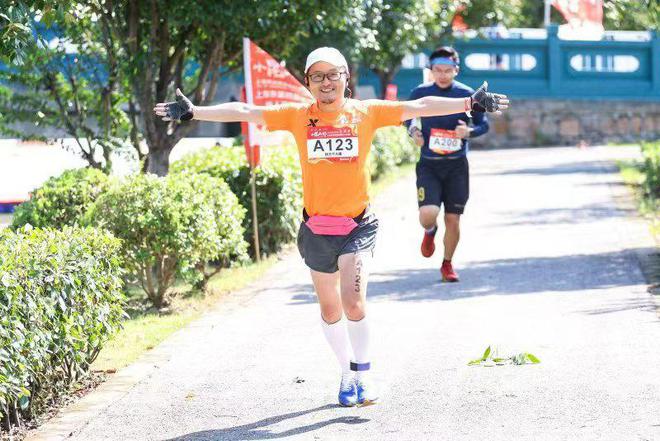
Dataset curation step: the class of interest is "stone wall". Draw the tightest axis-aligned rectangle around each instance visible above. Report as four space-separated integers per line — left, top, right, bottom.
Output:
471 100 660 148
4 98 658 148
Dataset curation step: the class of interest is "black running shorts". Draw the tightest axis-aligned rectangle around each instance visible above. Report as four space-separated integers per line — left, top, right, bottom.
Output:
297 214 379 273
415 156 469 214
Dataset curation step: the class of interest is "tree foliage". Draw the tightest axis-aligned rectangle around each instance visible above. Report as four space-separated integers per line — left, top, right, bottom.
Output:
93 0 357 175
2 0 655 176
359 0 437 98
0 2 137 172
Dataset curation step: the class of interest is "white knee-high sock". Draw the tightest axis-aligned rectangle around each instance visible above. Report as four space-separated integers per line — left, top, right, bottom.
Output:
347 317 370 379
321 317 353 374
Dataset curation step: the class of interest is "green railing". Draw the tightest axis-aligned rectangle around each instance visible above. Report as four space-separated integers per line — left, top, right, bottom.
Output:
382 25 660 101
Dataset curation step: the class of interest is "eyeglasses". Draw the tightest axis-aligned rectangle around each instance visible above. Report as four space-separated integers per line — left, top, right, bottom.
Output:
306 71 347 83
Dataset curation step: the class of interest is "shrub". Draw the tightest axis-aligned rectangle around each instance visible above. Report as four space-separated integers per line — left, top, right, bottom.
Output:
172 146 303 258
88 172 247 306
369 126 418 180
11 167 110 230
640 140 660 200
0 226 124 431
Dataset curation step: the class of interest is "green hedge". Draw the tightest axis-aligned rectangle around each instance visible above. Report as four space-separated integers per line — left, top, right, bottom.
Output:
172 146 303 258
640 140 660 201
0 226 124 431
11 167 110 230
88 172 248 306
369 126 418 180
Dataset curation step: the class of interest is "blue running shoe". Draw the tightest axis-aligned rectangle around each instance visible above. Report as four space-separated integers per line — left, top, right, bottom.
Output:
338 373 357 407
356 376 379 405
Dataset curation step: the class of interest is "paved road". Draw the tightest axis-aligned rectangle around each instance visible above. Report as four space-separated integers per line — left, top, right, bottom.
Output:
30 146 659 441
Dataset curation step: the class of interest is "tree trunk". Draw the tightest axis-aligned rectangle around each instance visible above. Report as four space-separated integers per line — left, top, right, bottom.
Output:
145 144 173 176
287 64 305 85
348 62 359 98
9 402 20 429
128 100 144 163
194 261 207 291
377 70 397 99
2 403 10 431
115 6 223 178
139 79 201 177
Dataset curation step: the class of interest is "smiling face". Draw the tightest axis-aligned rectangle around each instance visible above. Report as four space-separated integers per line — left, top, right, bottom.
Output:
306 61 348 105
431 63 459 89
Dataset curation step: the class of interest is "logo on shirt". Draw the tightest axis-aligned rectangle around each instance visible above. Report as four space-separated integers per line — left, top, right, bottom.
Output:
307 118 319 127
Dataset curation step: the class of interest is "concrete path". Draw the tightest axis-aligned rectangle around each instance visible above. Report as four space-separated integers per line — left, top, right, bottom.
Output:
29 146 659 441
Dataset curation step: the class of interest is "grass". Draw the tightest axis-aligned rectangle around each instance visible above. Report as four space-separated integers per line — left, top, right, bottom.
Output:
607 141 642 148
619 159 660 238
91 254 281 371
616 141 660 240
92 163 416 372
616 140 660 292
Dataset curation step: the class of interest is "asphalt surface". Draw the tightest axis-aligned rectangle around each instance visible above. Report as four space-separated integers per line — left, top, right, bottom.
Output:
29 145 659 441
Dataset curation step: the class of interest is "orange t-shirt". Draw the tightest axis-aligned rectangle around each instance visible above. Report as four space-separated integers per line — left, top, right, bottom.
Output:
262 99 403 218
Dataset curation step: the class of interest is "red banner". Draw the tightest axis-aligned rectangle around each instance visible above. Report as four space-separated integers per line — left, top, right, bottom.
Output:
552 0 604 39
242 38 312 167
384 84 398 101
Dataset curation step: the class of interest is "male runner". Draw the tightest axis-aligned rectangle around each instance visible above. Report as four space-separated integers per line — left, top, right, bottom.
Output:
154 47 508 407
406 46 489 282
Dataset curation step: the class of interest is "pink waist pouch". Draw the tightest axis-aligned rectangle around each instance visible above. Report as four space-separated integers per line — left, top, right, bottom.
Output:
305 215 358 236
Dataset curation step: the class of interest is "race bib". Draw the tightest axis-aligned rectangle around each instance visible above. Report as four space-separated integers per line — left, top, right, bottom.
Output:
429 128 462 155
307 126 359 162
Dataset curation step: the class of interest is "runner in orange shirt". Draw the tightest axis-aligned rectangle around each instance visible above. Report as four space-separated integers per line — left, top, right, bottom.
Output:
154 47 508 407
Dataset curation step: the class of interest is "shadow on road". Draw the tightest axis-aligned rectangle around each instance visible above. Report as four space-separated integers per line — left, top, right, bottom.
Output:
286 249 653 306
164 404 369 440
486 202 636 227
576 297 658 316
474 160 617 177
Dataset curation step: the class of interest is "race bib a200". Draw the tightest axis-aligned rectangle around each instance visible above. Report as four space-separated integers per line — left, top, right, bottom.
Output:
429 128 462 155
307 126 359 162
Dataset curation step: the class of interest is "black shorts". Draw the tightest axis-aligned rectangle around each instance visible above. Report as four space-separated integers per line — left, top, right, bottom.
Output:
297 214 379 273
416 156 469 214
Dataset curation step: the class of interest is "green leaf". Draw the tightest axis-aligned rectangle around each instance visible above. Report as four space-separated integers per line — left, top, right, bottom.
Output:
526 353 541 364
482 346 491 360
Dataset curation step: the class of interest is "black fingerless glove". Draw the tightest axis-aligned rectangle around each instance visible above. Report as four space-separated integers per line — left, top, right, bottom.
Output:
470 81 504 113
165 90 194 121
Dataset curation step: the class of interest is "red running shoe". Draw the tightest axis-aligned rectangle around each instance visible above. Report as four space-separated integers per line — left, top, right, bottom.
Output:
441 260 459 282
420 228 437 257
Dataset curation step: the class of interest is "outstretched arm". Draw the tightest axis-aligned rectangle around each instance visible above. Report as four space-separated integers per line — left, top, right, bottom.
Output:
401 82 508 121
153 88 266 125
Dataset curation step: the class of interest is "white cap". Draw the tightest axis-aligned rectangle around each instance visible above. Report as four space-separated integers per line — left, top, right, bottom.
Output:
304 47 348 74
